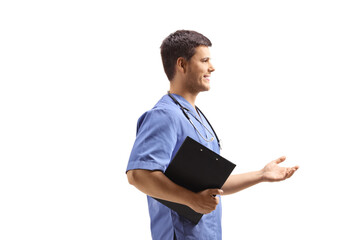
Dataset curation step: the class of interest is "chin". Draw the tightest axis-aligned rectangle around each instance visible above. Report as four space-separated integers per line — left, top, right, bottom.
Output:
204 83 211 91
201 86 210 92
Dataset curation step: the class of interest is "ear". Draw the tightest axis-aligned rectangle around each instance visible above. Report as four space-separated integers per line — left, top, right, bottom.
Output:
176 57 187 73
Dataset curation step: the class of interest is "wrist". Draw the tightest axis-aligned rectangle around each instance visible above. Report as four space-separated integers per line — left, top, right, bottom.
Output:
183 191 197 208
257 169 266 183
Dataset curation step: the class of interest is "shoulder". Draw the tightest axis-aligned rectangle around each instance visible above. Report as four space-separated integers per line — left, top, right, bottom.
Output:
136 96 180 129
137 107 175 126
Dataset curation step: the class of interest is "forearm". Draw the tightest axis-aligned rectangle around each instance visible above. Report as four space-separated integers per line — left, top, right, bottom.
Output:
222 170 264 195
127 169 195 206
127 169 223 214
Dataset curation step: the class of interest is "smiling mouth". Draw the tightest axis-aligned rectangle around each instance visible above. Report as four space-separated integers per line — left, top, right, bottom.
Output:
204 75 211 81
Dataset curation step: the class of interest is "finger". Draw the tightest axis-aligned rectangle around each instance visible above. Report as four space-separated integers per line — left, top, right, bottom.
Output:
285 168 293 178
287 166 299 178
287 170 295 178
274 156 286 164
209 189 223 197
284 169 290 179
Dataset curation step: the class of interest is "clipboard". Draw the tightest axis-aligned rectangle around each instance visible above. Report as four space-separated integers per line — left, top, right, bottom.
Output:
153 136 236 224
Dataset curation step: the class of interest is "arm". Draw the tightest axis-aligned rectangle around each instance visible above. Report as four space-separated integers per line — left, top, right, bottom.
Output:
127 169 223 214
222 170 263 195
222 156 299 195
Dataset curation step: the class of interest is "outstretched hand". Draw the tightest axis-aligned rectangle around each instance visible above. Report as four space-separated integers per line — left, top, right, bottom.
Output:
261 156 299 182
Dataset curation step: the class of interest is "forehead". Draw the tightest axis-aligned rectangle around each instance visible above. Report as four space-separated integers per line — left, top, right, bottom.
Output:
192 46 211 59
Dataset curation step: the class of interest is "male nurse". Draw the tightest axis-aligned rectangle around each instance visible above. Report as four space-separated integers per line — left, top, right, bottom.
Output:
126 30 299 240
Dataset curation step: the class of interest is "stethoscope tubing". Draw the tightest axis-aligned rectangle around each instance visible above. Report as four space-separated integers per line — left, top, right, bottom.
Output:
167 92 221 149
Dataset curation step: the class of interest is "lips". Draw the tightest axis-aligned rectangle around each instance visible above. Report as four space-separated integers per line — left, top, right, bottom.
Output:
203 74 211 81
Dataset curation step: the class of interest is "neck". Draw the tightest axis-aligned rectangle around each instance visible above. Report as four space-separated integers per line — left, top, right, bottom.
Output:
169 85 198 109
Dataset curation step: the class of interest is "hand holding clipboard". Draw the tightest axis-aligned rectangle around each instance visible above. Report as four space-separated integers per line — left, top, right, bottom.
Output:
154 136 236 224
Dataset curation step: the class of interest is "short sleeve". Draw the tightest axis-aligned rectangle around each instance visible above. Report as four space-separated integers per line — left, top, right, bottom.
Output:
126 108 177 173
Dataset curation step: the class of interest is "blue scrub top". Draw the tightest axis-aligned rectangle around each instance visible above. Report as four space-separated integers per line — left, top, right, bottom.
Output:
127 94 222 240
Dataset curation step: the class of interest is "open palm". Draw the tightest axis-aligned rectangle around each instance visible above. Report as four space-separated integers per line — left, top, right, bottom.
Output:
262 156 299 182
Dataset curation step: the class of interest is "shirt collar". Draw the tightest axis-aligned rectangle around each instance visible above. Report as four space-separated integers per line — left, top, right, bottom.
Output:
167 93 198 116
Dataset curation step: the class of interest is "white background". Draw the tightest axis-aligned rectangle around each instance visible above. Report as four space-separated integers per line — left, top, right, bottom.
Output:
1 0 359 239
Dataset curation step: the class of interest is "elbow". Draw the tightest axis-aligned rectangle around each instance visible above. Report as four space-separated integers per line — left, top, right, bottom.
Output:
127 169 160 188
127 169 149 186
127 170 137 186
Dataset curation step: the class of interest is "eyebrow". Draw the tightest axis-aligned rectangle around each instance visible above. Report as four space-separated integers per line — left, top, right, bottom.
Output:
201 57 210 61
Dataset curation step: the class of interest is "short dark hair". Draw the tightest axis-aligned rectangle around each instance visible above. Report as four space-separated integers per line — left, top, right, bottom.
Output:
160 30 212 81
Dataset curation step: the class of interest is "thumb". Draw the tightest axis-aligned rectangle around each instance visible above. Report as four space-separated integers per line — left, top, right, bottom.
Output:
274 156 286 164
209 189 223 196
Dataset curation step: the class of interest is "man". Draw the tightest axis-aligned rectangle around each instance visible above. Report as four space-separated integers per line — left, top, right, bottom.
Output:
126 30 299 240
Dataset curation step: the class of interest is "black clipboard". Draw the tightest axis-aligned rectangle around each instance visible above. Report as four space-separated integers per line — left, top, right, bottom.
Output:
153 136 236 224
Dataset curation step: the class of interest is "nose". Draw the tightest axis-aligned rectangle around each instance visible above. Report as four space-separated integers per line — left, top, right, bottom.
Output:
209 61 215 73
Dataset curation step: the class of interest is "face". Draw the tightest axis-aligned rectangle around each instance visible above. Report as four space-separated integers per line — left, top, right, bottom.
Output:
184 46 215 94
